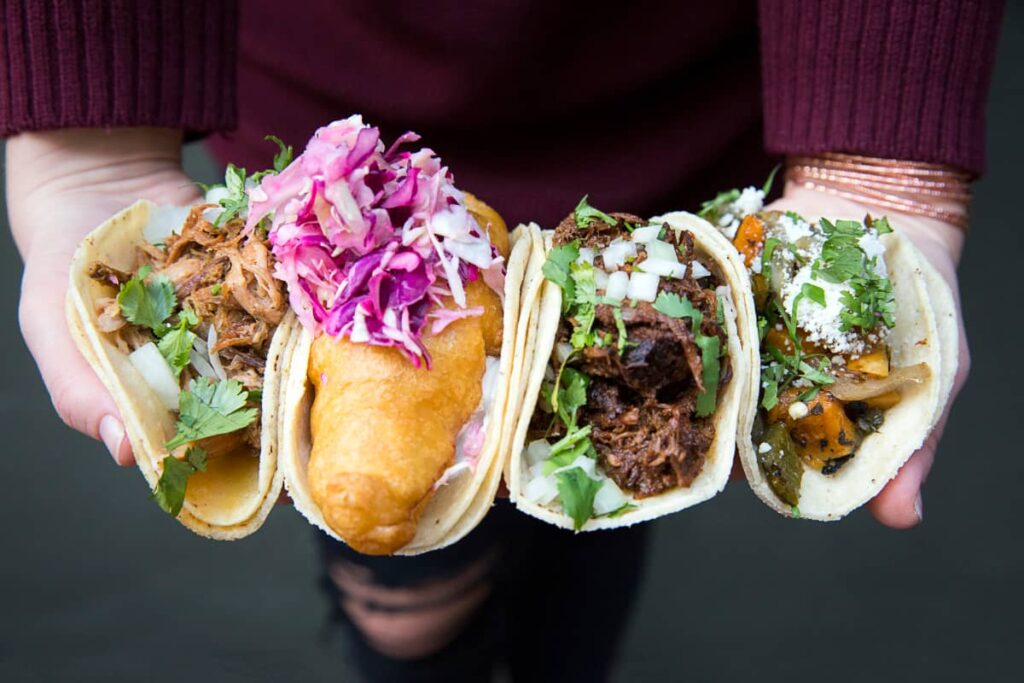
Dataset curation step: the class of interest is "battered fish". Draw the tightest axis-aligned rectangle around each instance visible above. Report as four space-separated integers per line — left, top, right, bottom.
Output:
307 281 504 555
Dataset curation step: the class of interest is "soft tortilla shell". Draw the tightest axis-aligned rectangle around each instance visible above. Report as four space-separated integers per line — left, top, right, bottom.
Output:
279 226 533 555
66 200 286 539
507 212 758 530
735 228 952 520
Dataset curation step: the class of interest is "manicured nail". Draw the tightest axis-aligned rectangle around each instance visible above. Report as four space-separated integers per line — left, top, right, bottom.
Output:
99 415 125 462
914 493 924 522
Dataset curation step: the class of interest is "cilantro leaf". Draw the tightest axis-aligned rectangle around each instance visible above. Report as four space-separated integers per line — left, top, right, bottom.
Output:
568 262 599 348
760 237 779 284
653 291 703 328
165 379 258 450
555 467 603 530
695 333 721 417
157 309 198 376
265 135 294 173
839 270 895 332
151 446 207 516
213 163 250 227
555 367 590 429
117 269 177 334
868 215 893 234
762 163 781 195
698 188 740 219
611 305 629 354
573 195 616 228
542 242 580 308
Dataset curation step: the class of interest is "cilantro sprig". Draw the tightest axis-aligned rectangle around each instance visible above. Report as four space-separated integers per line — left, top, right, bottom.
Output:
152 446 208 516
117 266 177 334
573 195 616 228
652 292 723 417
208 135 294 227
165 378 259 451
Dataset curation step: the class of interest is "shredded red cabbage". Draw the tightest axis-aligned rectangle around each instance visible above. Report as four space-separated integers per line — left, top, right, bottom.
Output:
250 116 504 366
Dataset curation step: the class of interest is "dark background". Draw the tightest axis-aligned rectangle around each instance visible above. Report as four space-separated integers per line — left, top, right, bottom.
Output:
2 7 1021 682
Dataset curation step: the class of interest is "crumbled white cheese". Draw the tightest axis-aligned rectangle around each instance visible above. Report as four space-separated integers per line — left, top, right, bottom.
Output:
718 213 736 228
858 230 888 276
758 442 773 454
788 401 809 420
733 186 765 216
777 213 813 244
780 264 865 354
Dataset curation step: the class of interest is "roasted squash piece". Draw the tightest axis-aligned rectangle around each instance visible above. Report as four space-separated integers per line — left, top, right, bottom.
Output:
767 389 858 465
732 214 764 267
848 346 889 377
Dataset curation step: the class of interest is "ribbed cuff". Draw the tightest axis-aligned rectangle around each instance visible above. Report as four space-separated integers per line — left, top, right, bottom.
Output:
0 0 237 137
759 0 1004 176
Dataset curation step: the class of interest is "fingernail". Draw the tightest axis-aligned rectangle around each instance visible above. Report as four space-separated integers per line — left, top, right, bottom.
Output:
99 415 125 462
914 493 924 522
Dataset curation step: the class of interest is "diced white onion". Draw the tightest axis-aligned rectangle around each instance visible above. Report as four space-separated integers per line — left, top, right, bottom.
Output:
205 186 230 205
638 259 686 279
690 260 712 279
577 247 595 265
554 342 574 365
143 206 191 243
523 475 560 505
604 271 629 302
207 326 228 380
645 239 678 262
593 479 629 516
525 439 552 466
627 271 661 302
630 225 661 243
190 342 218 378
552 456 598 478
600 239 636 270
594 268 609 291
129 343 180 411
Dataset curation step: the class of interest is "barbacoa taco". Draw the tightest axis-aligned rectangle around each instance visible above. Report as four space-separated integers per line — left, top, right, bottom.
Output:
505 199 758 531
269 117 527 555
66 161 295 538
700 182 958 519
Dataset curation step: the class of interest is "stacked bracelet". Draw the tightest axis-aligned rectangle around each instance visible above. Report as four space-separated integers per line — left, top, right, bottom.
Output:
785 154 971 232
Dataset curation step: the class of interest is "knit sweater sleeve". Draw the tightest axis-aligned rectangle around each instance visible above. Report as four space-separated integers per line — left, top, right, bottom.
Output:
0 0 237 137
759 0 1005 175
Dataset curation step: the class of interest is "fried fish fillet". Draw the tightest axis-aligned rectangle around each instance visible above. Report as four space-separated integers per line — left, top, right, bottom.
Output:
307 282 504 555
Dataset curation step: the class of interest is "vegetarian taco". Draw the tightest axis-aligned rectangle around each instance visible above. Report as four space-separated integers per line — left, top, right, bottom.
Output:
270 117 527 555
700 181 957 519
505 199 757 531
66 139 298 538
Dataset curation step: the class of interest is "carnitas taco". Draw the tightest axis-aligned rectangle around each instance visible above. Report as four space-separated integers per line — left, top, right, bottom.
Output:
270 117 527 555
66 140 298 538
699 182 957 519
505 199 757 531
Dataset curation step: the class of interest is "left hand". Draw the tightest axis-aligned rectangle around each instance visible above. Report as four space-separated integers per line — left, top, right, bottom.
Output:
764 181 970 529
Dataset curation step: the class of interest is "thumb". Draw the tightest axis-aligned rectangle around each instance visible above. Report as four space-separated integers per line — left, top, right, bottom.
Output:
19 257 134 466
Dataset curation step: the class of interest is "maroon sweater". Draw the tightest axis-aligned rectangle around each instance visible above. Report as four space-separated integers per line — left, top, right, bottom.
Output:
0 1 1004 227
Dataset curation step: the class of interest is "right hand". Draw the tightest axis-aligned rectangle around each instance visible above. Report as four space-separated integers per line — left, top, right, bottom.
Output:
7 128 200 465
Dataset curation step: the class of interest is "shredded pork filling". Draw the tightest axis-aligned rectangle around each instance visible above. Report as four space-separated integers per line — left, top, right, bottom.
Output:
89 205 287 452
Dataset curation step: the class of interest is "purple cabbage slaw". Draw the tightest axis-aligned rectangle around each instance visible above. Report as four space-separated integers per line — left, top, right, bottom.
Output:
247 115 505 367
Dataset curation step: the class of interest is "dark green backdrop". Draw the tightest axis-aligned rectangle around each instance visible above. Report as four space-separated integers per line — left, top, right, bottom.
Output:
2 7 1021 682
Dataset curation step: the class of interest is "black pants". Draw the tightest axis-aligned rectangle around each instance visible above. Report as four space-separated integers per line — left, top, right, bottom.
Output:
318 500 649 681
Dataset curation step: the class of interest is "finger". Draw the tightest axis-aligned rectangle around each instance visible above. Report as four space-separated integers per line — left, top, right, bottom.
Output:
19 261 134 466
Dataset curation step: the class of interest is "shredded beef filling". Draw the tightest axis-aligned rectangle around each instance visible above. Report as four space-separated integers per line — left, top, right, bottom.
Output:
546 212 730 498
89 205 287 453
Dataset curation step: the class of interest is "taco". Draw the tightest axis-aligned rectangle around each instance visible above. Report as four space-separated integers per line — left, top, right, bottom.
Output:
270 117 527 555
505 199 757 531
66 194 293 539
699 183 958 519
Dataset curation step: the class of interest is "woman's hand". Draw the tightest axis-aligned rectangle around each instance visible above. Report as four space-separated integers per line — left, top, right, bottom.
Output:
765 181 971 529
7 128 200 465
